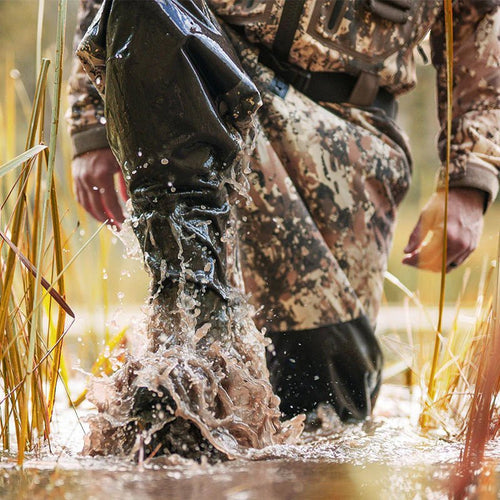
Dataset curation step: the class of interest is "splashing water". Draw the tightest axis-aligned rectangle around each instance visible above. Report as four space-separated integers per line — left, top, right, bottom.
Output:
82 134 303 462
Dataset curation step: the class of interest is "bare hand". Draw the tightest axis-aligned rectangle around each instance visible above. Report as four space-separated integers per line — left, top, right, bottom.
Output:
72 148 129 229
402 188 485 273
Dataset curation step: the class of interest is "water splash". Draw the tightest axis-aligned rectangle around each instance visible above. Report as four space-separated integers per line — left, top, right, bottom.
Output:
82 132 302 462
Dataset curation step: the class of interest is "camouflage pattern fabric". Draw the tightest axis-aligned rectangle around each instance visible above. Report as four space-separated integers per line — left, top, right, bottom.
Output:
67 0 109 155
208 0 500 204
231 36 411 331
68 0 500 200
67 0 500 332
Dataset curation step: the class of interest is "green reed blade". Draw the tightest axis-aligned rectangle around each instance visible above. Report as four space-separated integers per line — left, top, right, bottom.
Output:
0 145 47 179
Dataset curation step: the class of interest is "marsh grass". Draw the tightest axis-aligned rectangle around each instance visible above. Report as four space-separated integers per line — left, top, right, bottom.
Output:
410 8 500 482
385 251 499 431
418 0 455 430
0 65 67 461
0 0 136 462
0 52 115 460
0 1 73 464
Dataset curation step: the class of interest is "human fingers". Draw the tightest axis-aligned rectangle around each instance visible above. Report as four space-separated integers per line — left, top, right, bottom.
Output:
86 184 112 224
403 200 439 255
402 229 444 272
403 217 424 255
74 179 108 223
404 222 480 273
72 149 125 225
99 176 125 229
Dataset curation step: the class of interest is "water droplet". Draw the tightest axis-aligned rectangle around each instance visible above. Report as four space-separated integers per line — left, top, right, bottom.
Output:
161 158 169 165
137 149 143 157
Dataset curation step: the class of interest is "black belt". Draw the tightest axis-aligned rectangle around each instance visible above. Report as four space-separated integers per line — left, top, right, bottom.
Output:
258 47 398 120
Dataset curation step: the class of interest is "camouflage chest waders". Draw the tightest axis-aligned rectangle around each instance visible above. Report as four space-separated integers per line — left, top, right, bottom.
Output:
219 0 500 421
78 0 408 423
70 0 500 426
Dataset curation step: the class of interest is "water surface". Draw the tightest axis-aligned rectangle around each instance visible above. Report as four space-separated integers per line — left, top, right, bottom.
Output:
2 384 499 499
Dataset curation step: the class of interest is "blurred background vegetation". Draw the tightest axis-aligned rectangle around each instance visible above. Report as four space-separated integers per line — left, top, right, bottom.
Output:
1 0 499 335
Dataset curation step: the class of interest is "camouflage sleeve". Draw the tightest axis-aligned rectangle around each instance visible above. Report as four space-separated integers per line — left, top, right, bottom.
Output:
430 2 500 207
66 0 109 157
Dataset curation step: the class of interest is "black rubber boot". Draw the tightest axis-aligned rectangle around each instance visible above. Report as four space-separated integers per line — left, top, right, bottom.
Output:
266 316 383 422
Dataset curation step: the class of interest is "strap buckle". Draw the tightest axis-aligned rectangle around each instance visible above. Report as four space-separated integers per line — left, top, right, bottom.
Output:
288 67 312 94
259 48 312 94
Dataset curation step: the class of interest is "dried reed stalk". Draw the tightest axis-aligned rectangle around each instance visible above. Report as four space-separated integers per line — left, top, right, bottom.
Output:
420 0 454 429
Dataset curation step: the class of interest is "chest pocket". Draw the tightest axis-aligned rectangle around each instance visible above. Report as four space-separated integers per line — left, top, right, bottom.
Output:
307 0 424 66
207 0 273 24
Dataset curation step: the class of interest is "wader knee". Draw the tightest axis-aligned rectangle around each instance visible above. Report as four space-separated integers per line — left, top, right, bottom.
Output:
266 316 383 422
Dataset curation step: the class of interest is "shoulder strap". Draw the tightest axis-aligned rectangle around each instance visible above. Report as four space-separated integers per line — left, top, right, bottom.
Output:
272 0 306 61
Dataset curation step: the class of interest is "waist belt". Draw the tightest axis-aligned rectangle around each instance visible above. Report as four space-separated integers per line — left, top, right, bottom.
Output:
258 46 398 120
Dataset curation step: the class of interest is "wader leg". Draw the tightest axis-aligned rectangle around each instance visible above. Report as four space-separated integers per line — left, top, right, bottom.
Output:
229 36 412 422
267 317 383 422
78 1 304 459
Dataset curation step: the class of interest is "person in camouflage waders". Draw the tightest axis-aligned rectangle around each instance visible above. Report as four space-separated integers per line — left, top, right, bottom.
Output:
68 0 500 424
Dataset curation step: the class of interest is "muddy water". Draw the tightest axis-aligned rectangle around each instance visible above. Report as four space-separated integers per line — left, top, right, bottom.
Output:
2 385 500 499
0 461 472 499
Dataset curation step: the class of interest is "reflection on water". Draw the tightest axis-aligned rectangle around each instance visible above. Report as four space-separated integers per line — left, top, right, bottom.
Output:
0 461 466 500
1 385 499 499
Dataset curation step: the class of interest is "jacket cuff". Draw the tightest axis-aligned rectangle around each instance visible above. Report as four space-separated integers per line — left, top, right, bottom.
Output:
437 159 499 211
71 126 109 157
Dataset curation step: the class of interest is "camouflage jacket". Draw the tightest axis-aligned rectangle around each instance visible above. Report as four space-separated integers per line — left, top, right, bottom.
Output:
67 0 500 203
